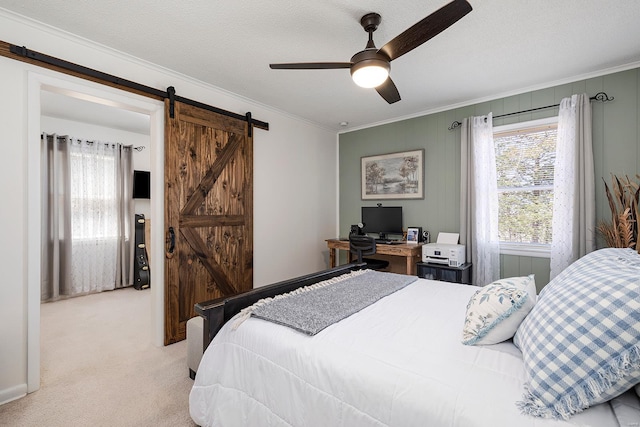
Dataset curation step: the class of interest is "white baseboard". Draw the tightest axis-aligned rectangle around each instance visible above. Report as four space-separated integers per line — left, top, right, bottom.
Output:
0 384 27 406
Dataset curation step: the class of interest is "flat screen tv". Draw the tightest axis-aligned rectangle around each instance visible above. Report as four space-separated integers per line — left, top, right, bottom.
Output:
361 206 403 240
133 170 151 199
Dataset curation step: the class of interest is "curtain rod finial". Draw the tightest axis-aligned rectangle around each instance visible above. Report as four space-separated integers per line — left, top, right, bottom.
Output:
448 121 462 131
592 92 614 103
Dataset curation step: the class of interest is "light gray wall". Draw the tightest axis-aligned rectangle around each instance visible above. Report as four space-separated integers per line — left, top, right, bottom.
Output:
339 68 640 291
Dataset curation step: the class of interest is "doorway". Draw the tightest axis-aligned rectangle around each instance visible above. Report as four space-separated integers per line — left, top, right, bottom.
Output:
26 71 165 392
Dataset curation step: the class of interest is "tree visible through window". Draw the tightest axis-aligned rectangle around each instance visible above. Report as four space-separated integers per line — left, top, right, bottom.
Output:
494 119 558 247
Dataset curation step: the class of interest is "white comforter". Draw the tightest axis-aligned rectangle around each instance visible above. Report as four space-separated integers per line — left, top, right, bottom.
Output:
190 278 620 427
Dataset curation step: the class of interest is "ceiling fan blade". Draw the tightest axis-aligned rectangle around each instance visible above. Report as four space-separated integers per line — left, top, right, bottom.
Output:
375 77 401 104
379 0 472 61
269 62 352 70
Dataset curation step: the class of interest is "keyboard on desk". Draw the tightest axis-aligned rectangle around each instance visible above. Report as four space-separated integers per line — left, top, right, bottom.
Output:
375 239 403 245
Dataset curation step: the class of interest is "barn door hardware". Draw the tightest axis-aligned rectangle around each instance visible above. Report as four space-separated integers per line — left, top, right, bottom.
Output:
167 86 176 118
4 41 268 130
246 112 253 138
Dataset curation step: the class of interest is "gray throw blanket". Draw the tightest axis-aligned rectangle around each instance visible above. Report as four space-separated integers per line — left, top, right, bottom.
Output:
234 269 417 335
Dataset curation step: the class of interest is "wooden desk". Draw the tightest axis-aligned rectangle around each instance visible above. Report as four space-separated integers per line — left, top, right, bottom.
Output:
326 239 424 276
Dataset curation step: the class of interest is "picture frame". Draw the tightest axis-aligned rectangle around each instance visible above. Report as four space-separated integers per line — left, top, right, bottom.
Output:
361 149 424 200
406 227 420 244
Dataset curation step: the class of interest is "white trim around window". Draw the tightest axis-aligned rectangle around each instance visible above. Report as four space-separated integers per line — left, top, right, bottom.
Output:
495 116 558 259
500 242 550 258
493 116 559 134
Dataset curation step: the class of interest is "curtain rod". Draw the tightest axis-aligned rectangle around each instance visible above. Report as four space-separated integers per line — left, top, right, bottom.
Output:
42 134 145 151
447 92 614 131
4 41 268 131
41 133 135 149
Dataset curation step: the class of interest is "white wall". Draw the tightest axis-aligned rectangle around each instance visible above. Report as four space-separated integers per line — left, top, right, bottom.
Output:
0 54 29 406
0 10 338 404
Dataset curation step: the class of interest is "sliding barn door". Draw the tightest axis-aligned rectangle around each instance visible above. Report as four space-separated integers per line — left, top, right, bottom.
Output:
164 100 253 345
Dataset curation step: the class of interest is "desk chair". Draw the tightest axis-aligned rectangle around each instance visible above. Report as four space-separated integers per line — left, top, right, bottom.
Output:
349 235 390 271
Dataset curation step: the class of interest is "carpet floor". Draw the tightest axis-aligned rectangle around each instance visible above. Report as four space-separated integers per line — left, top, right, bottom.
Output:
0 287 197 427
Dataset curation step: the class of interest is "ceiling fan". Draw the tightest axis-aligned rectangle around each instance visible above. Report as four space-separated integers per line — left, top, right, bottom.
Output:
269 0 472 104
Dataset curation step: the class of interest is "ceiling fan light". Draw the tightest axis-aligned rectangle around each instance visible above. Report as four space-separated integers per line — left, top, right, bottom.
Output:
351 60 390 88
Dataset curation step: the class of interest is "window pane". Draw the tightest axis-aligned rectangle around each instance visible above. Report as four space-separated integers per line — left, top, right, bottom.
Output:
69 145 119 240
498 189 553 244
495 129 556 189
494 122 557 245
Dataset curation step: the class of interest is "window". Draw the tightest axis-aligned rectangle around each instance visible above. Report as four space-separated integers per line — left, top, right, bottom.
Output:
493 117 558 257
69 144 121 240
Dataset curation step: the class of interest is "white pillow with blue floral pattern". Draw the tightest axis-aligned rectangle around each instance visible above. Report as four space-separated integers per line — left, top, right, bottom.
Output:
462 275 536 346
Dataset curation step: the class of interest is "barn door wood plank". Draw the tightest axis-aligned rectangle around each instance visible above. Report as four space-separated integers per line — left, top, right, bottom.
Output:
164 99 253 345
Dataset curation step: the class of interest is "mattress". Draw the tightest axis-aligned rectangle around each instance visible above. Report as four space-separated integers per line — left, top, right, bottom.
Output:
190 278 623 427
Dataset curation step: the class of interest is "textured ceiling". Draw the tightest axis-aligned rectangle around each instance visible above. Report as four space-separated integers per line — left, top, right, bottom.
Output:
2 0 640 131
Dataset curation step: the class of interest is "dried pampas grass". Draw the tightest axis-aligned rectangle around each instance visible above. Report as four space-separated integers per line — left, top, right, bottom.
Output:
596 174 639 253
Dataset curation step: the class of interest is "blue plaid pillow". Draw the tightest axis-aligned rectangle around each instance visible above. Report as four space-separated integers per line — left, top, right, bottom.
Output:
513 248 640 420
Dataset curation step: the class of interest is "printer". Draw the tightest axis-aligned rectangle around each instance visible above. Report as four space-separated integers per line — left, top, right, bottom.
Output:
422 232 466 267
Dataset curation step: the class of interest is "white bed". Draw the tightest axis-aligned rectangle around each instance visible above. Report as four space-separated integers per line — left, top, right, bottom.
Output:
189 274 635 426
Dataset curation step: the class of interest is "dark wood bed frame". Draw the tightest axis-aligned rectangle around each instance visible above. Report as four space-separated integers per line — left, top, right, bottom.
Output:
195 263 365 351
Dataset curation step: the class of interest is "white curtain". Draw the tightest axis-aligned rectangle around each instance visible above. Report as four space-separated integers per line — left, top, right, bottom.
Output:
460 114 500 286
41 134 134 301
550 94 595 279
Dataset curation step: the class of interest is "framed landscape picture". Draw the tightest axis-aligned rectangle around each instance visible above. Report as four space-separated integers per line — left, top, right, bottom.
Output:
361 149 424 200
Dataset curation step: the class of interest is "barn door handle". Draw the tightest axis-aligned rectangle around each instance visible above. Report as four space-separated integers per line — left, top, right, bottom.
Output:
166 227 175 259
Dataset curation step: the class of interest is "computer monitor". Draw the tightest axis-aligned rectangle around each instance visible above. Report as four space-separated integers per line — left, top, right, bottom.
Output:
361 206 403 240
